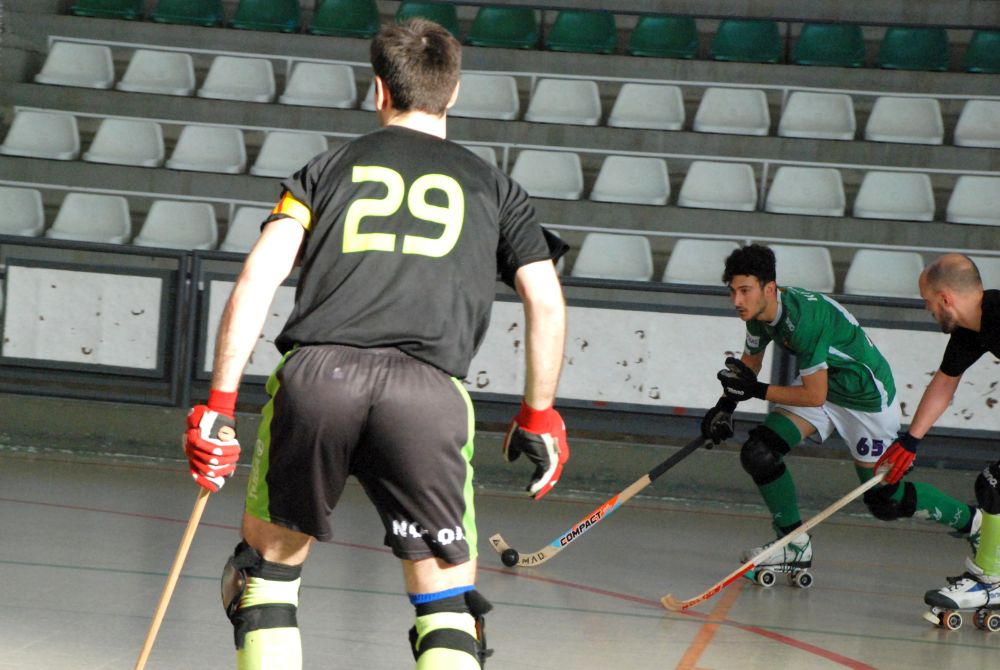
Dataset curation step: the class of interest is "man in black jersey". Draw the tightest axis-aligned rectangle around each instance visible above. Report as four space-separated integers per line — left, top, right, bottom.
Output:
183 19 568 669
877 254 1000 620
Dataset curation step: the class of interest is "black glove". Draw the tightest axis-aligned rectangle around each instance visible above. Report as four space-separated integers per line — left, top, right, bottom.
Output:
717 357 768 402
701 397 737 445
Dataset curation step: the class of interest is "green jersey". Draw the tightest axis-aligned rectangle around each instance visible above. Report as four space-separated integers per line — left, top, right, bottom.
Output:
744 287 896 412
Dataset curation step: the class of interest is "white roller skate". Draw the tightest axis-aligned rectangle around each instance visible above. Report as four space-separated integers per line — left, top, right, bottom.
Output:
741 531 814 589
923 557 1000 632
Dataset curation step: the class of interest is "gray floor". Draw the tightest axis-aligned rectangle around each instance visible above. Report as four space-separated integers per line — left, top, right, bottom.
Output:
2 449 999 670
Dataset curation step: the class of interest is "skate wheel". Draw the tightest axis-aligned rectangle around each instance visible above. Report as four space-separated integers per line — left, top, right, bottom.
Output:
792 570 814 589
943 611 963 631
756 569 776 588
985 612 1000 633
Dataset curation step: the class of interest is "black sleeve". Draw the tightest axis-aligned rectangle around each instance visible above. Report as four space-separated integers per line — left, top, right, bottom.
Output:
940 329 985 377
494 175 555 288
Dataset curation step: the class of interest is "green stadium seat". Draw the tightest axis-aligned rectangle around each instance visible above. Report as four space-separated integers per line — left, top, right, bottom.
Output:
877 27 950 71
709 19 782 63
467 6 539 49
627 15 698 59
308 0 379 38
545 10 617 54
149 0 225 27
231 0 300 33
396 2 460 37
70 0 143 20
792 23 865 67
962 30 1000 74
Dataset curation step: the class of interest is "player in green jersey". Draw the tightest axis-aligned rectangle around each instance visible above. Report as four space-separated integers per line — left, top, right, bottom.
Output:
701 245 978 582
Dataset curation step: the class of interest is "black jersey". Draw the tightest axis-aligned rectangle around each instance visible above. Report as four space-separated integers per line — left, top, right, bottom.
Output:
940 289 1000 377
268 125 550 378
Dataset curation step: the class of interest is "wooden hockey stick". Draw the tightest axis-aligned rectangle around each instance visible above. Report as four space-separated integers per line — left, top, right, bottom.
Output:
490 436 708 568
134 487 211 670
661 471 886 611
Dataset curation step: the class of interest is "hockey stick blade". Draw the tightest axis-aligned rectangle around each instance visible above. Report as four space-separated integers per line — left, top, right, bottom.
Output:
661 472 886 611
491 436 708 568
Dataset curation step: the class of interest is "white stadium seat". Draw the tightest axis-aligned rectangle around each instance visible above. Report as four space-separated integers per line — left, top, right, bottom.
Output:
971 256 1000 288
770 244 835 293
116 49 196 96
693 87 770 136
524 78 601 126
510 150 584 200
954 100 1000 149
571 233 654 281
133 200 217 250
250 131 329 178
662 239 738 285
778 91 856 141
166 125 247 174
765 166 845 217
946 176 1000 226
864 96 944 145
279 62 357 108
220 206 271 253
677 161 757 211
34 42 114 89
843 249 924 298
361 80 376 111
853 171 935 222
198 56 275 103
83 118 165 168
451 74 520 121
607 83 685 131
46 193 131 244
0 186 45 236
0 110 80 160
589 155 670 205
462 144 497 166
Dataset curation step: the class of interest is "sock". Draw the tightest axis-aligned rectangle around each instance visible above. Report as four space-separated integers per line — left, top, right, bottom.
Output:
762 412 802 449
975 512 1000 576
854 464 875 483
908 482 972 530
236 575 302 670
759 469 801 532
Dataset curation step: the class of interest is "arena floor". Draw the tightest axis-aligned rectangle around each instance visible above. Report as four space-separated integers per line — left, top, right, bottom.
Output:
2 450 998 670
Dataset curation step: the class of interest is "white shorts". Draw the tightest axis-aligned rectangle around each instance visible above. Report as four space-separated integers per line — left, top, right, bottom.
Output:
775 397 901 463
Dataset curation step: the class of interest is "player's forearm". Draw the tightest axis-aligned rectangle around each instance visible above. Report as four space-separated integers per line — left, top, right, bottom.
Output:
906 370 961 439
522 294 565 409
763 384 826 407
210 278 277 392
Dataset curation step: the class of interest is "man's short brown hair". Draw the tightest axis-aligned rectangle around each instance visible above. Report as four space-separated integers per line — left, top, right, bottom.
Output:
370 18 461 115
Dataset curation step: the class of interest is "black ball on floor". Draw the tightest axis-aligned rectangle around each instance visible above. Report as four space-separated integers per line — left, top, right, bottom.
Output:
500 548 519 567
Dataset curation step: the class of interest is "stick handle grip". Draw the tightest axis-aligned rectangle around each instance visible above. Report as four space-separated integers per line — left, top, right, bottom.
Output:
134 487 211 670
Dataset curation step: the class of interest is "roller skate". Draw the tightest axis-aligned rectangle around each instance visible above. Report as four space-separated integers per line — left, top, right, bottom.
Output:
741 531 814 589
923 557 1000 631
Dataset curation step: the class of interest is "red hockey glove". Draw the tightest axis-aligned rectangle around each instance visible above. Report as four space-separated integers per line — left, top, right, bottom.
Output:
717 357 768 402
502 401 569 500
185 389 240 493
875 432 919 484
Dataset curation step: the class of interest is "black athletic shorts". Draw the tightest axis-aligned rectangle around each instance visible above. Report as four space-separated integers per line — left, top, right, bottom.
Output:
246 344 477 564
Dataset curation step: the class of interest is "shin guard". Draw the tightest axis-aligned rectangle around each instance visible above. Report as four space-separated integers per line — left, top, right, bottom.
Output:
221 541 303 670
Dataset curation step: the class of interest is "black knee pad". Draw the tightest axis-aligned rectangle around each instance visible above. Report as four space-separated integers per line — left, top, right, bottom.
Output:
863 482 917 521
740 426 791 485
409 590 494 667
221 541 302 649
975 461 1000 515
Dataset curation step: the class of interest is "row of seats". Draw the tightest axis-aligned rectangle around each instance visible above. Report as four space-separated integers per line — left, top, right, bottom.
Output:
0 185 266 252
68 1 1000 73
3 110 997 225
35 43 1000 149
573 234 1000 298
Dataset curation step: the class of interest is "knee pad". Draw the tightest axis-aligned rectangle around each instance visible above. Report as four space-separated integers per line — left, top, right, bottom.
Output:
863 482 917 521
409 589 494 668
221 541 302 649
975 462 1000 515
740 426 791 485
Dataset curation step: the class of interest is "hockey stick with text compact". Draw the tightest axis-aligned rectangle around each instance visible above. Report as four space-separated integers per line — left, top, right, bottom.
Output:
661 471 886 611
491 436 709 568
134 487 210 670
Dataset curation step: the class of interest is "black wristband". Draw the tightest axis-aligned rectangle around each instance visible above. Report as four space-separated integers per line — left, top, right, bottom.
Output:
750 381 769 400
897 431 920 452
